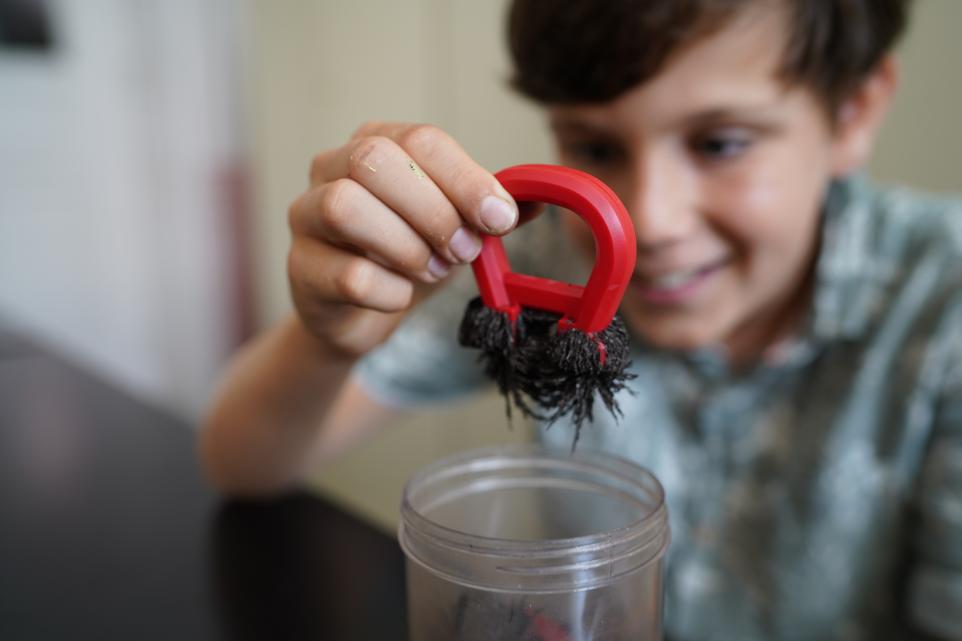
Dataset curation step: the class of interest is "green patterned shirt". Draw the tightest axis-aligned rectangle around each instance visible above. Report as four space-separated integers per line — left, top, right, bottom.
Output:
357 175 962 641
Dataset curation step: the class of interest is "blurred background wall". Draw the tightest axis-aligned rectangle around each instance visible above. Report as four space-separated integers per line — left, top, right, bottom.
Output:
1 0 960 531
0 0 252 415
872 2 962 191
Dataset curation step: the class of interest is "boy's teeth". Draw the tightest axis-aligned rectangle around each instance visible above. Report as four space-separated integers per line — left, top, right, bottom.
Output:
651 269 699 289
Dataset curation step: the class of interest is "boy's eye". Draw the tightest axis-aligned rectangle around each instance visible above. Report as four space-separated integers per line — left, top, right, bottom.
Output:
690 130 753 160
562 141 625 166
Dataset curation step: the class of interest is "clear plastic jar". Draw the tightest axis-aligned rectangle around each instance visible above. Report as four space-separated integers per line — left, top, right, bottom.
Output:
398 444 670 641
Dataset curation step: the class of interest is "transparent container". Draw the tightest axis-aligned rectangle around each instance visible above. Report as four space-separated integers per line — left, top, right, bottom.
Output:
398 444 670 641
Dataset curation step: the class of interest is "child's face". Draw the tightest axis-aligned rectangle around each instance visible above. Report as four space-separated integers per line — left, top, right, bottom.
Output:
548 5 871 360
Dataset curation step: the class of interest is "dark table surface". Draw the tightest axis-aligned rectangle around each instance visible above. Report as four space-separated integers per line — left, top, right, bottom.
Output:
0 328 408 641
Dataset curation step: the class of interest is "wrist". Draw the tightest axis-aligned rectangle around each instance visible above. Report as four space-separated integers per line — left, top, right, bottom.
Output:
285 313 362 366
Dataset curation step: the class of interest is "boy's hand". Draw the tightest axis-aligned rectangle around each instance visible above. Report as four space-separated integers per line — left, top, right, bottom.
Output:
287 122 520 358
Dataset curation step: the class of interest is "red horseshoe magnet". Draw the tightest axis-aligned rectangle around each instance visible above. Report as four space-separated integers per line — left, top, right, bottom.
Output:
470 164 637 334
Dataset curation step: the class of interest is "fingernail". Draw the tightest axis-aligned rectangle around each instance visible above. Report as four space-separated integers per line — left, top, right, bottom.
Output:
479 196 518 234
426 254 450 280
449 227 482 263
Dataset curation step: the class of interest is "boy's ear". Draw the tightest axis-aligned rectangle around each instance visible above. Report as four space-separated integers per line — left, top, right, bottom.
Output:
830 55 900 176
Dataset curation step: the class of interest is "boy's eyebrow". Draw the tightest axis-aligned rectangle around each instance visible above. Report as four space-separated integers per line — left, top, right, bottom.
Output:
680 105 784 128
549 120 617 136
550 103 785 135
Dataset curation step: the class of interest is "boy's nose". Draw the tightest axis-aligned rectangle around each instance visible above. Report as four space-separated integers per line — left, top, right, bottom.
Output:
622 160 695 251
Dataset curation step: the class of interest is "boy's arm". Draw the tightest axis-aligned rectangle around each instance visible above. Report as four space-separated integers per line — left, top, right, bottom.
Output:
199 121 518 495
199 312 403 496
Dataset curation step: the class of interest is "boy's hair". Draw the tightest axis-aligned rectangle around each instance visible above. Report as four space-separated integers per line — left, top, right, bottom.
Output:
507 0 913 112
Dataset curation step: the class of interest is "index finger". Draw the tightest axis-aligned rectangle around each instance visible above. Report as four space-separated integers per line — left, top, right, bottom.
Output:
308 122 433 186
390 124 519 236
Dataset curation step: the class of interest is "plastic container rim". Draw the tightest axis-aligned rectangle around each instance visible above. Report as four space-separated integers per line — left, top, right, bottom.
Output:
398 444 670 574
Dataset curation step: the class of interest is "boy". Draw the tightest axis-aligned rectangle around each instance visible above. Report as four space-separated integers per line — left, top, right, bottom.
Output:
201 1 962 639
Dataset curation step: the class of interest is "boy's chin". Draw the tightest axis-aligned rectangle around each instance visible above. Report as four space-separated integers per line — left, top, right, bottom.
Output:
623 310 727 354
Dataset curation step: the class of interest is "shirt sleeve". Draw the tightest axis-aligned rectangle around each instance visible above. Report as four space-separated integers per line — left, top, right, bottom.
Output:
907 303 962 640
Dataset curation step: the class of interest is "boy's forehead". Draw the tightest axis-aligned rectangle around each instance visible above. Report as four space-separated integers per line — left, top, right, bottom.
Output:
650 3 789 97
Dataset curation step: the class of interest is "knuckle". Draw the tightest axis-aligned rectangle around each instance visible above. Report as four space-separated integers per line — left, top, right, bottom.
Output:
308 152 328 183
287 192 306 232
286 242 308 286
348 135 392 176
308 144 344 185
334 257 377 304
398 124 446 156
317 179 355 232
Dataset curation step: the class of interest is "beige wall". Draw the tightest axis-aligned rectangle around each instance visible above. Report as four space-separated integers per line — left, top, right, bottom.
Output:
245 0 962 532
871 0 962 193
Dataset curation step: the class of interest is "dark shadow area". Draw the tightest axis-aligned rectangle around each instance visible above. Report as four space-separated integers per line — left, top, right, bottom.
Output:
0 0 55 50
211 492 408 641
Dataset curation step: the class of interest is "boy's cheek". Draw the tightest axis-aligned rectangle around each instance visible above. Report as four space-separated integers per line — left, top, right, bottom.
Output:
709 150 827 231
560 211 596 259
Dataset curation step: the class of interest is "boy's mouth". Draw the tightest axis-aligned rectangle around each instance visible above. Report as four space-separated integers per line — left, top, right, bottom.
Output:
632 258 729 304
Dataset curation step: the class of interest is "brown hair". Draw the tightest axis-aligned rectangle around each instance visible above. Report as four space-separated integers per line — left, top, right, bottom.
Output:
507 0 912 112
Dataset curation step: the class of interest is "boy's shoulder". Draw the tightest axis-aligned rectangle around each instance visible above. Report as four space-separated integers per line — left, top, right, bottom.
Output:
865 178 962 265
874 179 962 301
816 176 962 342
826 175 962 286
872 180 962 316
